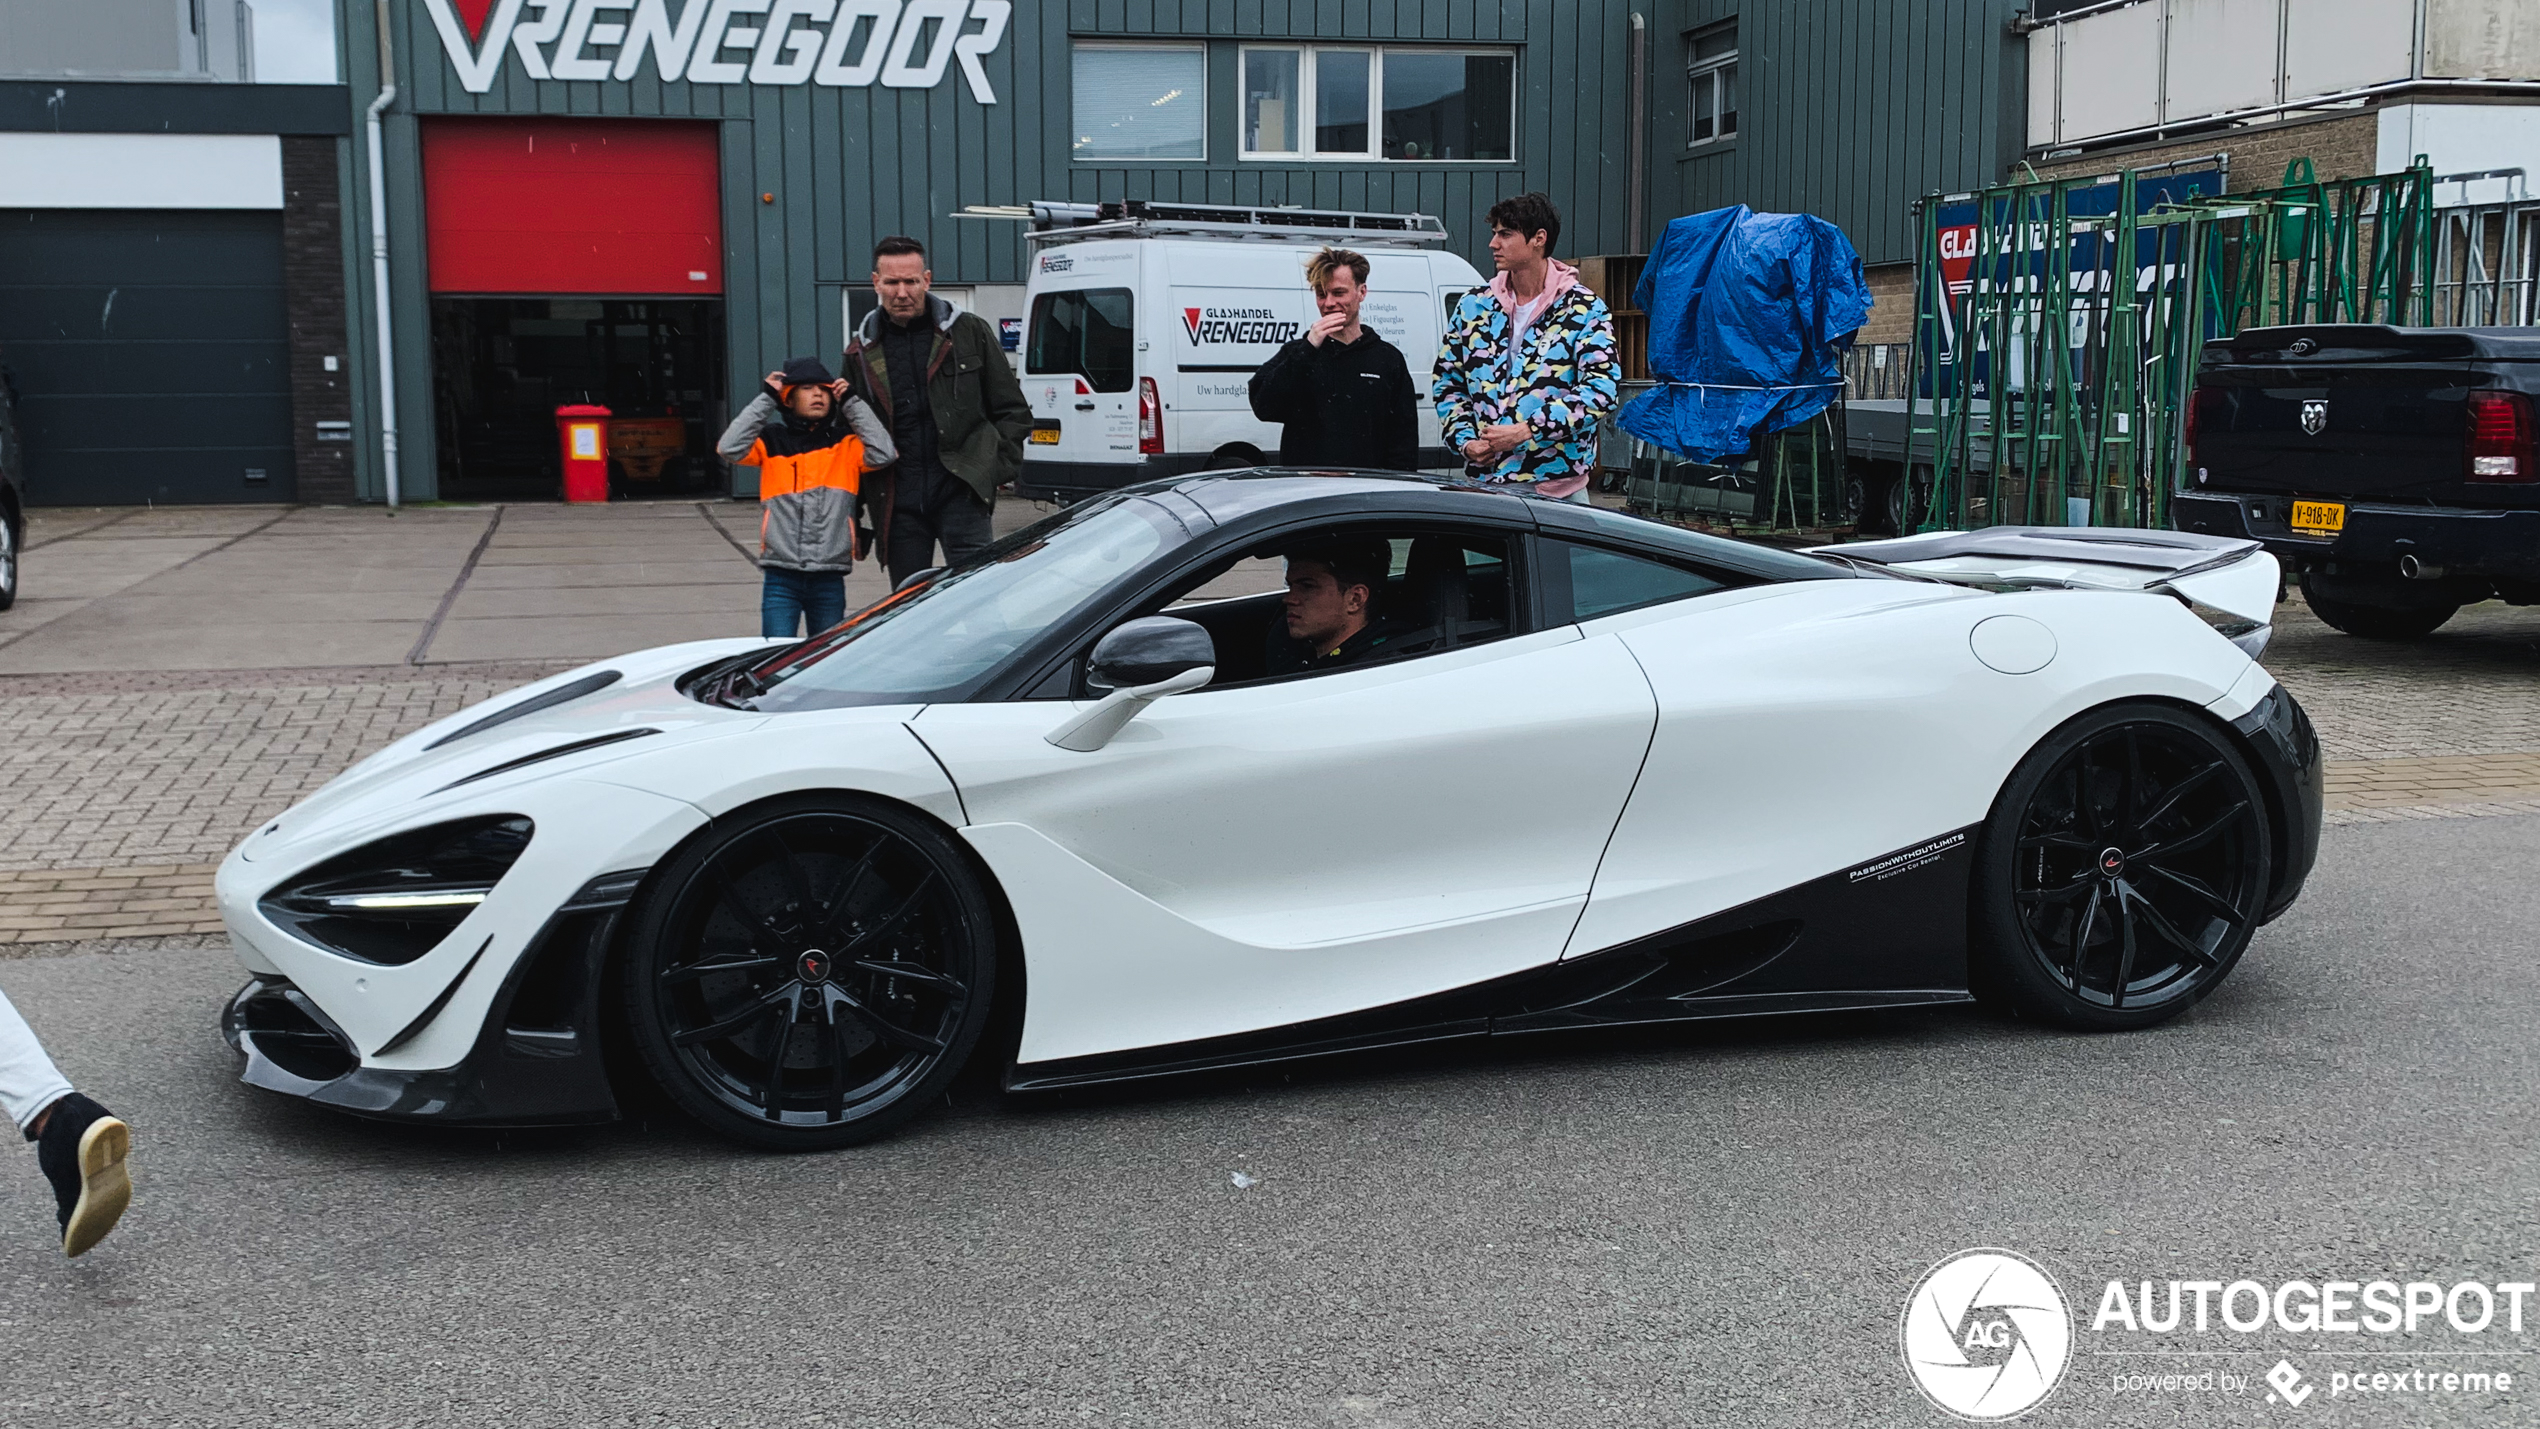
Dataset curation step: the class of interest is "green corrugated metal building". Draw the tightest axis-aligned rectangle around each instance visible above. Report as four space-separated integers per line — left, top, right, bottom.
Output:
293 1 2026 502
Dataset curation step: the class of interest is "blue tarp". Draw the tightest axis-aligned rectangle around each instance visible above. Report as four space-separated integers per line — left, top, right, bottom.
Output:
1617 206 1872 465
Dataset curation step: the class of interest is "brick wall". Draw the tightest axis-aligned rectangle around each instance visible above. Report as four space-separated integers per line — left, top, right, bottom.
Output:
1841 114 2385 351
2021 111 2383 193
282 137 354 504
1859 262 1916 346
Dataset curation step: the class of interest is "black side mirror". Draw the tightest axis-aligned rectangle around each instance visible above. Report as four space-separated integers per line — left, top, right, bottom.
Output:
1087 616 1216 690
895 566 944 593
1049 617 1217 751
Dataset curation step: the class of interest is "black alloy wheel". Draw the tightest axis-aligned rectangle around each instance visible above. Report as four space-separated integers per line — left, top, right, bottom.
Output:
623 796 998 1150
1972 703 2272 1031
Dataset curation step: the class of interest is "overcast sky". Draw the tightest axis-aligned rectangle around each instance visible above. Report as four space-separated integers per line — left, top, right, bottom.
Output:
253 0 339 85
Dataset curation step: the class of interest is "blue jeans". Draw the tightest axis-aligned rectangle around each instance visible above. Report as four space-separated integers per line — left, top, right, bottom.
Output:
761 567 847 638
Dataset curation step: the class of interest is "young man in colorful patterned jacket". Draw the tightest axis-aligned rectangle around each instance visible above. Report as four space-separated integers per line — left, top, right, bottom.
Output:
718 357 896 637
1432 192 1621 502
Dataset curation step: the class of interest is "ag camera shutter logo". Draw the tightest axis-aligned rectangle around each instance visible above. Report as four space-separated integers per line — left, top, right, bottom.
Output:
1900 1249 2073 1420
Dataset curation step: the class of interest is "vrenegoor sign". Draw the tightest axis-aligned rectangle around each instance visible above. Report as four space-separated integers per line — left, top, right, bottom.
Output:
422 0 1013 99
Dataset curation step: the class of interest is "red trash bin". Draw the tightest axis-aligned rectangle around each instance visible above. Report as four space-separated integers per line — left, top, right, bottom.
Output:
555 404 613 502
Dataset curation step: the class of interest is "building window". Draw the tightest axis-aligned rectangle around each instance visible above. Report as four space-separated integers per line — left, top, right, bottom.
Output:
1242 47 1301 154
1239 46 1515 161
1686 20 1737 146
1316 49 1374 154
1073 44 1207 161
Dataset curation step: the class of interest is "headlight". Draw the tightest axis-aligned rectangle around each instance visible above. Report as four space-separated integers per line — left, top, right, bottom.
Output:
260 816 533 965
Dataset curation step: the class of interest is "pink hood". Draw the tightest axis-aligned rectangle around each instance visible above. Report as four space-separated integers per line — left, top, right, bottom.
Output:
1485 258 1582 346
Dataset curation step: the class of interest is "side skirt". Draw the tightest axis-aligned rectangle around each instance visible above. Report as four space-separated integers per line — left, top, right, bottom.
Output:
1005 827 1981 1094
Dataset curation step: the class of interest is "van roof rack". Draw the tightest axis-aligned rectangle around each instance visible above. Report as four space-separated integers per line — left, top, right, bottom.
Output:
958 200 1450 249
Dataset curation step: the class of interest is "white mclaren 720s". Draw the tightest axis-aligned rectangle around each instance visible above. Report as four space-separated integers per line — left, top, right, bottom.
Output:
218 471 2323 1150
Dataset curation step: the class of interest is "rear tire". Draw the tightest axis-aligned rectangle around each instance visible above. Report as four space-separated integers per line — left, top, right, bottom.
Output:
1970 702 2272 1031
2301 582 2457 640
622 794 999 1151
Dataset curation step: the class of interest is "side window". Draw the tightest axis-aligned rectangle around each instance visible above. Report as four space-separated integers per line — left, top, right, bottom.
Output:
1547 539 1726 622
1025 287 1136 392
1113 526 1518 689
1433 289 1471 374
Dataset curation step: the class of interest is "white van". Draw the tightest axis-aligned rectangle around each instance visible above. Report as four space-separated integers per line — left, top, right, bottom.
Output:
1000 201 1486 500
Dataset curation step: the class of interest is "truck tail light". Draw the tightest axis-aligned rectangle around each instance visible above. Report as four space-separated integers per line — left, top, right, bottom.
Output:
2185 386 2225 466
1138 377 1163 456
2466 390 2534 482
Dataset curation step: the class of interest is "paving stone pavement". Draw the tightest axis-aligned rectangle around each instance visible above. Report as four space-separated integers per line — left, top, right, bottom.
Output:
0 664 578 953
0 567 2532 947
2262 597 2540 760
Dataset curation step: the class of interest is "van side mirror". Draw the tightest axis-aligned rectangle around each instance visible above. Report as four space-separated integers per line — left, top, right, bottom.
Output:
1046 617 1215 752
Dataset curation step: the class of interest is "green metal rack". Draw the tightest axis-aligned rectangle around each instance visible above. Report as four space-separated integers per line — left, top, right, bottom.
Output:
1902 159 2438 533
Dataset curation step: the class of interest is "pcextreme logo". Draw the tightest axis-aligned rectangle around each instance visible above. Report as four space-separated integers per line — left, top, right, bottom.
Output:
1901 1249 2073 1420
420 0 1012 99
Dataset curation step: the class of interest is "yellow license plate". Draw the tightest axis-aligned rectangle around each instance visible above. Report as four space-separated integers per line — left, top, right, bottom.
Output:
1028 424 1061 445
2289 499 2345 535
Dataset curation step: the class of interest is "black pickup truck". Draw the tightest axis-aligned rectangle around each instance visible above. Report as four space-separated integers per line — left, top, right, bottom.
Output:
2172 324 2538 638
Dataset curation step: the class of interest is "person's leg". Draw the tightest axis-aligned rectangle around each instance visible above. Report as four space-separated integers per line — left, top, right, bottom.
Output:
37 1093 128 1257
803 573 848 632
0 988 73 1137
885 505 940 588
760 568 807 638
2 990 129 1257
936 492 996 567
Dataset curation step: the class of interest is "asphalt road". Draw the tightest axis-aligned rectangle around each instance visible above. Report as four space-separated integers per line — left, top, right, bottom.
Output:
2 815 2534 1428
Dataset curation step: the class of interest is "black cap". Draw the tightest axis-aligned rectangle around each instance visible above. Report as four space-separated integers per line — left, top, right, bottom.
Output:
778 356 836 387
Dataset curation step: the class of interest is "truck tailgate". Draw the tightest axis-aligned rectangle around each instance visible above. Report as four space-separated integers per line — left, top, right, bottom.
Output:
2190 325 2538 509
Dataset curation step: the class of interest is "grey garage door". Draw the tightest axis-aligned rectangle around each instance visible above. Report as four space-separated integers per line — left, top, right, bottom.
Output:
0 209 294 504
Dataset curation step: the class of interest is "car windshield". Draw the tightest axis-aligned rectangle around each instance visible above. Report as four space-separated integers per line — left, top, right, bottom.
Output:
736 496 1178 712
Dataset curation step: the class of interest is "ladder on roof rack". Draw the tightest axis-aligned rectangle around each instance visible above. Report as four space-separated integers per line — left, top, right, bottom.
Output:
958 200 1450 247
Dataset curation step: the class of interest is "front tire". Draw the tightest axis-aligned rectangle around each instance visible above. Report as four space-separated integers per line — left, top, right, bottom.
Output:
622 795 998 1150
1971 703 2272 1031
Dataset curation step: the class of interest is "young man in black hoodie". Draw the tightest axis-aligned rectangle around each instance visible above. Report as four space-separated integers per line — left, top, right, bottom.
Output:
1248 248 1419 472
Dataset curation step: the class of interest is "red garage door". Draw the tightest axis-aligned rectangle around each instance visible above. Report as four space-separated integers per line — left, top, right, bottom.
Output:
422 118 721 295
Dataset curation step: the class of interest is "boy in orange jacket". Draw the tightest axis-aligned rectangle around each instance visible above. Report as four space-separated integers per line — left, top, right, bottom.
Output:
718 357 897 637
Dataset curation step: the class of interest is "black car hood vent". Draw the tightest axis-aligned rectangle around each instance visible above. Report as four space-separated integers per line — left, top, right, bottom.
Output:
426 670 624 750
434 728 658 794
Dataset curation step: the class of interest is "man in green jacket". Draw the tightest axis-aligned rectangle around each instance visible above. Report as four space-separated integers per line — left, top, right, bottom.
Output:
847 235 1034 586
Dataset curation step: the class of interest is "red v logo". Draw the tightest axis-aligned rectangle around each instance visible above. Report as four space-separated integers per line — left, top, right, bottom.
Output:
1182 307 1202 343
422 0 526 94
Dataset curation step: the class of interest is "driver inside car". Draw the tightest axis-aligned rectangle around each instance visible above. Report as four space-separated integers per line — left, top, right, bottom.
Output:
1267 539 1395 675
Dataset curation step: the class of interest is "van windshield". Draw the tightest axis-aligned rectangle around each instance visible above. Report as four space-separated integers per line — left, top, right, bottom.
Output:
1027 287 1135 392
